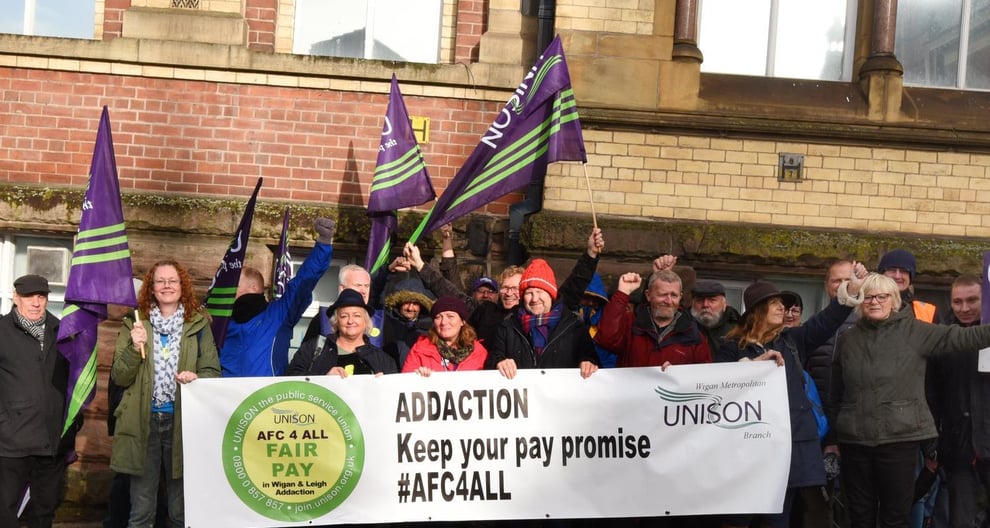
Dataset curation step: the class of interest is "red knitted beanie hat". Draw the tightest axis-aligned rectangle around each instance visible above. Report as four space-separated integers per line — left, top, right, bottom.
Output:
520 258 558 301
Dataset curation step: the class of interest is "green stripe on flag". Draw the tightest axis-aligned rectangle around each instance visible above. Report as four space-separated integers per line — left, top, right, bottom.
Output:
369 241 392 276
73 235 129 252
77 222 127 239
63 347 97 436
374 146 420 177
71 249 132 266
371 154 428 192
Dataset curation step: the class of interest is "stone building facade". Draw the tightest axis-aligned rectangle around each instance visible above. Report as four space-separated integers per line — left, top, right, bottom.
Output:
1 0 989 519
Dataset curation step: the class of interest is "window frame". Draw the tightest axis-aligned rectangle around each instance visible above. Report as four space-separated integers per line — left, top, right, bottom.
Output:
699 0 857 82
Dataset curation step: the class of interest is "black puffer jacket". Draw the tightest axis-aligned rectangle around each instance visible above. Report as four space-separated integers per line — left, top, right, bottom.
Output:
382 281 434 369
485 310 599 370
286 334 397 376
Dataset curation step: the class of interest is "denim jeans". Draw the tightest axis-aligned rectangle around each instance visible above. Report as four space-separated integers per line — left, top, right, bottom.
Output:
128 412 183 528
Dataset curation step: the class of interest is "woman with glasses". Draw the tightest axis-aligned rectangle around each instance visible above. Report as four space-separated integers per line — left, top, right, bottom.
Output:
716 265 866 528
825 273 990 528
111 260 220 526
782 291 803 328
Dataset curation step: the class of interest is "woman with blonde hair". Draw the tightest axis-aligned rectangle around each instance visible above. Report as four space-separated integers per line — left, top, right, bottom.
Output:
716 262 866 528
111 259 220 526
826 273 990 527
287 288 397 376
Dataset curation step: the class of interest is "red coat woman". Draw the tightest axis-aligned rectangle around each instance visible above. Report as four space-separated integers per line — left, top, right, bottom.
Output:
402 296 487 375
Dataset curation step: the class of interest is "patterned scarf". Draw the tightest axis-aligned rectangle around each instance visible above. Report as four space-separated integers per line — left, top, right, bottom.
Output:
519 303 564 357
148 304 185 408
437 341 474 366
14 310 45 349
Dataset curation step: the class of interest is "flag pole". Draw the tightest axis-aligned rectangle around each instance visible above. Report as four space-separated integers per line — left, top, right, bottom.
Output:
582 162 598 229
135 310 145 360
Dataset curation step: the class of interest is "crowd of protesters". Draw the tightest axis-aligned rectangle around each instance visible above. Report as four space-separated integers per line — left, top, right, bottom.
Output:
5 214 990 528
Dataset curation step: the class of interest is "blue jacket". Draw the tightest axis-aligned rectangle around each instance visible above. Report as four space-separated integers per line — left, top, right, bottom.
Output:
220 242 332 377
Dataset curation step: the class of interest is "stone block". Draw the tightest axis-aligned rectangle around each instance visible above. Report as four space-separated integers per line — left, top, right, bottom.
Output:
122 6 248 46
568 55 660 109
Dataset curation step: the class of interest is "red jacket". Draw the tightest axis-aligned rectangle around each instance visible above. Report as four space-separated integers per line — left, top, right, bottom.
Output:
594 291 711 367
401 335 488 373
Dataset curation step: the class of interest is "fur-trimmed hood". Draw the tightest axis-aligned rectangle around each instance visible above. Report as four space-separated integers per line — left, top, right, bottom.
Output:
384 289 434 311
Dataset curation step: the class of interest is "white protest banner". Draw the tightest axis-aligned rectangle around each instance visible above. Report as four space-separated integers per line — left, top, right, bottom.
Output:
182 361 791 526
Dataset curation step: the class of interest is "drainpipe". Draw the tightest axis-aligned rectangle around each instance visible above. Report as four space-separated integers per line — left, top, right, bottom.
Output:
508 0 555 265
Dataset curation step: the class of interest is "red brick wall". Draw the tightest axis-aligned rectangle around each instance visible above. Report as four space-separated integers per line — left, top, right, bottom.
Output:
0 67 516 214
455 0 486 63
245 0 277 52
102 0 131 40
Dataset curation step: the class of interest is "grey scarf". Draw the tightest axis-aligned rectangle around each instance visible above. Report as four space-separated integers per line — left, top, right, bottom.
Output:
14 310 45 349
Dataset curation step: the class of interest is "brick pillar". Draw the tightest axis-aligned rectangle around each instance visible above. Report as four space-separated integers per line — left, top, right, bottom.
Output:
455 0 485 63
245 0 277 52
103 0 131 39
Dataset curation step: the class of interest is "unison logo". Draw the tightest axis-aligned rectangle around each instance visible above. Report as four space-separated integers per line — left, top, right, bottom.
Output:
655 386 767 429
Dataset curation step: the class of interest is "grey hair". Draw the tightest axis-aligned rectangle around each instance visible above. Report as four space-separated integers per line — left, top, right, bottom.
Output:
338 264 368 287
647 269 682 292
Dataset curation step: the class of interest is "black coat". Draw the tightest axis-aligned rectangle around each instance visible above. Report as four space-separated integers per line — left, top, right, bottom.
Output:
0 309 68 458
718 299 852 488
419 252 600 347
486 310 599 370
286 334 398 376
931 315 990 466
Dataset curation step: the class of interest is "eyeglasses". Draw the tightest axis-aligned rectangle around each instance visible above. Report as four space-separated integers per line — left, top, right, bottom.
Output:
786 307 802 315
500 286 519 294
154 279 180 287
864 293 891 304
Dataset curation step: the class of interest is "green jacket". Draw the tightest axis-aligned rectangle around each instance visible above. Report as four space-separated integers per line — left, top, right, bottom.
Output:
829 307 990 447
110 309 220 477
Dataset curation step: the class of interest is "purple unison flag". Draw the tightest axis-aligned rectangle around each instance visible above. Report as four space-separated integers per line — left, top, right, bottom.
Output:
368 74 436 213
408 35 586 244
205 177 262 349
271 207 293 300
57 106 137 435
365 75 436 273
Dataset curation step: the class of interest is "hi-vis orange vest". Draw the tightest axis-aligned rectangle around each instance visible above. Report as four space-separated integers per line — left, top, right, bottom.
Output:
912 300 936 323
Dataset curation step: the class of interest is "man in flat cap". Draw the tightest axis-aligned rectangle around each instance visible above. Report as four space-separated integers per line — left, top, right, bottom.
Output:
0 274 72 527
690 279 741 358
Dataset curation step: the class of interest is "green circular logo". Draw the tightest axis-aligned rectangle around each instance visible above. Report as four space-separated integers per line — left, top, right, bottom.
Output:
221 381 364 522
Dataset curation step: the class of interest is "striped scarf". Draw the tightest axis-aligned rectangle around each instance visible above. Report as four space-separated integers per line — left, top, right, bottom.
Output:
14 310 45 349
519 303 564 357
